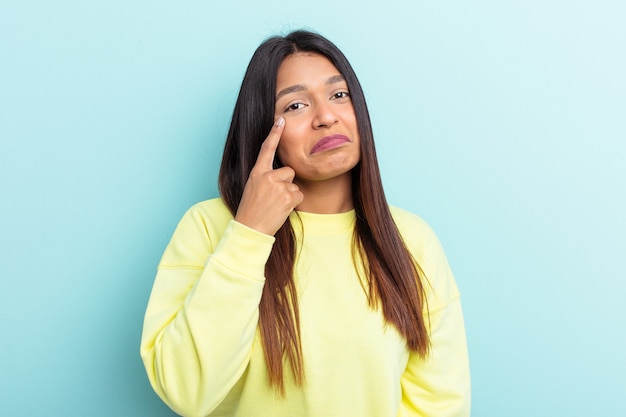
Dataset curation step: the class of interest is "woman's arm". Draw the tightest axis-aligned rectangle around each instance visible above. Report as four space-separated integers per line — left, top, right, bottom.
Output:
400 297 471 416
393 207 471 416
140 204 275 416
141 119 303 416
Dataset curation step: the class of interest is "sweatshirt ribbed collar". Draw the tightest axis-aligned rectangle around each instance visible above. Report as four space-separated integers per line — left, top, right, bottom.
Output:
290 209 356 234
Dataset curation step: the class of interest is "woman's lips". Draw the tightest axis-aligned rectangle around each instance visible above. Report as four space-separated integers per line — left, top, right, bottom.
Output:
310 134 350 154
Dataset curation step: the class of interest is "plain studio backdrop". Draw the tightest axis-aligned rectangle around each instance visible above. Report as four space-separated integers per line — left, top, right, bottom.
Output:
1 1 624 415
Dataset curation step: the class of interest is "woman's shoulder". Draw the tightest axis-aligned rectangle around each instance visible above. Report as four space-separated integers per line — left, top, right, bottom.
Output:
170 198 234 245
389 205 438 249
159 198 234 267
185 197 232 218
171 197 232 229
389 205 460 307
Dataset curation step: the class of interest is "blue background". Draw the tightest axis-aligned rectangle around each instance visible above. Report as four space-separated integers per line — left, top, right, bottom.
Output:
1 1 625 415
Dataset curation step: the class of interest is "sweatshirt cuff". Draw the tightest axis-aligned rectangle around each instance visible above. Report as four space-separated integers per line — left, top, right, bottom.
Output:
208 220 276 281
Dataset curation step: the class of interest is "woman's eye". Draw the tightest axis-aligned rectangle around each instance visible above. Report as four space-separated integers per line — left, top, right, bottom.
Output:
332 91 350 100
285 102 306 112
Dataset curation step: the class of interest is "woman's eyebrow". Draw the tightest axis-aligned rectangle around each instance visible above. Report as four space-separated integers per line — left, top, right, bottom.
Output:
326 74 345 85
276 84 306 101
276 74 346 101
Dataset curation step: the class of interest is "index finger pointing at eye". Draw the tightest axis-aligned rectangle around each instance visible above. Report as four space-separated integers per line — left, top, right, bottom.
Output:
255 117 285 171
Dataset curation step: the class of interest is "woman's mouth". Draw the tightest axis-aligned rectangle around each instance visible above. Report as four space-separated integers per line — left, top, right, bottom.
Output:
310 134 350 154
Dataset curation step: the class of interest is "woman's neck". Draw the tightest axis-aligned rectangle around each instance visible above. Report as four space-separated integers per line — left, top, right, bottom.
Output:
294 172 353 214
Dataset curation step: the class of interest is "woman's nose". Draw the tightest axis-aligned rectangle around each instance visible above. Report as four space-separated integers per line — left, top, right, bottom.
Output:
312 102 338 129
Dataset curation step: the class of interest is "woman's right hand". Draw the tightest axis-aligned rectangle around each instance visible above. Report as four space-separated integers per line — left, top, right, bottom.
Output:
234 117 304 236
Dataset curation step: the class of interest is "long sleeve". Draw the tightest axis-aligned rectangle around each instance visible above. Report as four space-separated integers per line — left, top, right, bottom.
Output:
393 207 471 416
399 298 471 416
140 202 275 417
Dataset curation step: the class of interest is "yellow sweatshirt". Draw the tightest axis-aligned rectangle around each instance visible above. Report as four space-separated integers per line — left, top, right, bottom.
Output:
141 198 470 417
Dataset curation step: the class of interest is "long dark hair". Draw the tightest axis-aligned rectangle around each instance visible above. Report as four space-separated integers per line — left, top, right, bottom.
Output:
219 30 429 394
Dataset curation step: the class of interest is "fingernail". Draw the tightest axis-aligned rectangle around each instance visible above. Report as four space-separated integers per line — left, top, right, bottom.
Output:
275 117 285 127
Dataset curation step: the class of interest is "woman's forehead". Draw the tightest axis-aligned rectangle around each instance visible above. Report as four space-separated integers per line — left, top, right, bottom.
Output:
276 53 344 91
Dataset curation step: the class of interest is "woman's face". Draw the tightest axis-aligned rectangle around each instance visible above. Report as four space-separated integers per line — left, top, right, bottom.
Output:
273 53 360 184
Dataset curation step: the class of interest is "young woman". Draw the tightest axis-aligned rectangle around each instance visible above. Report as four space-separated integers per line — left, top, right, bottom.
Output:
141 30 470 417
